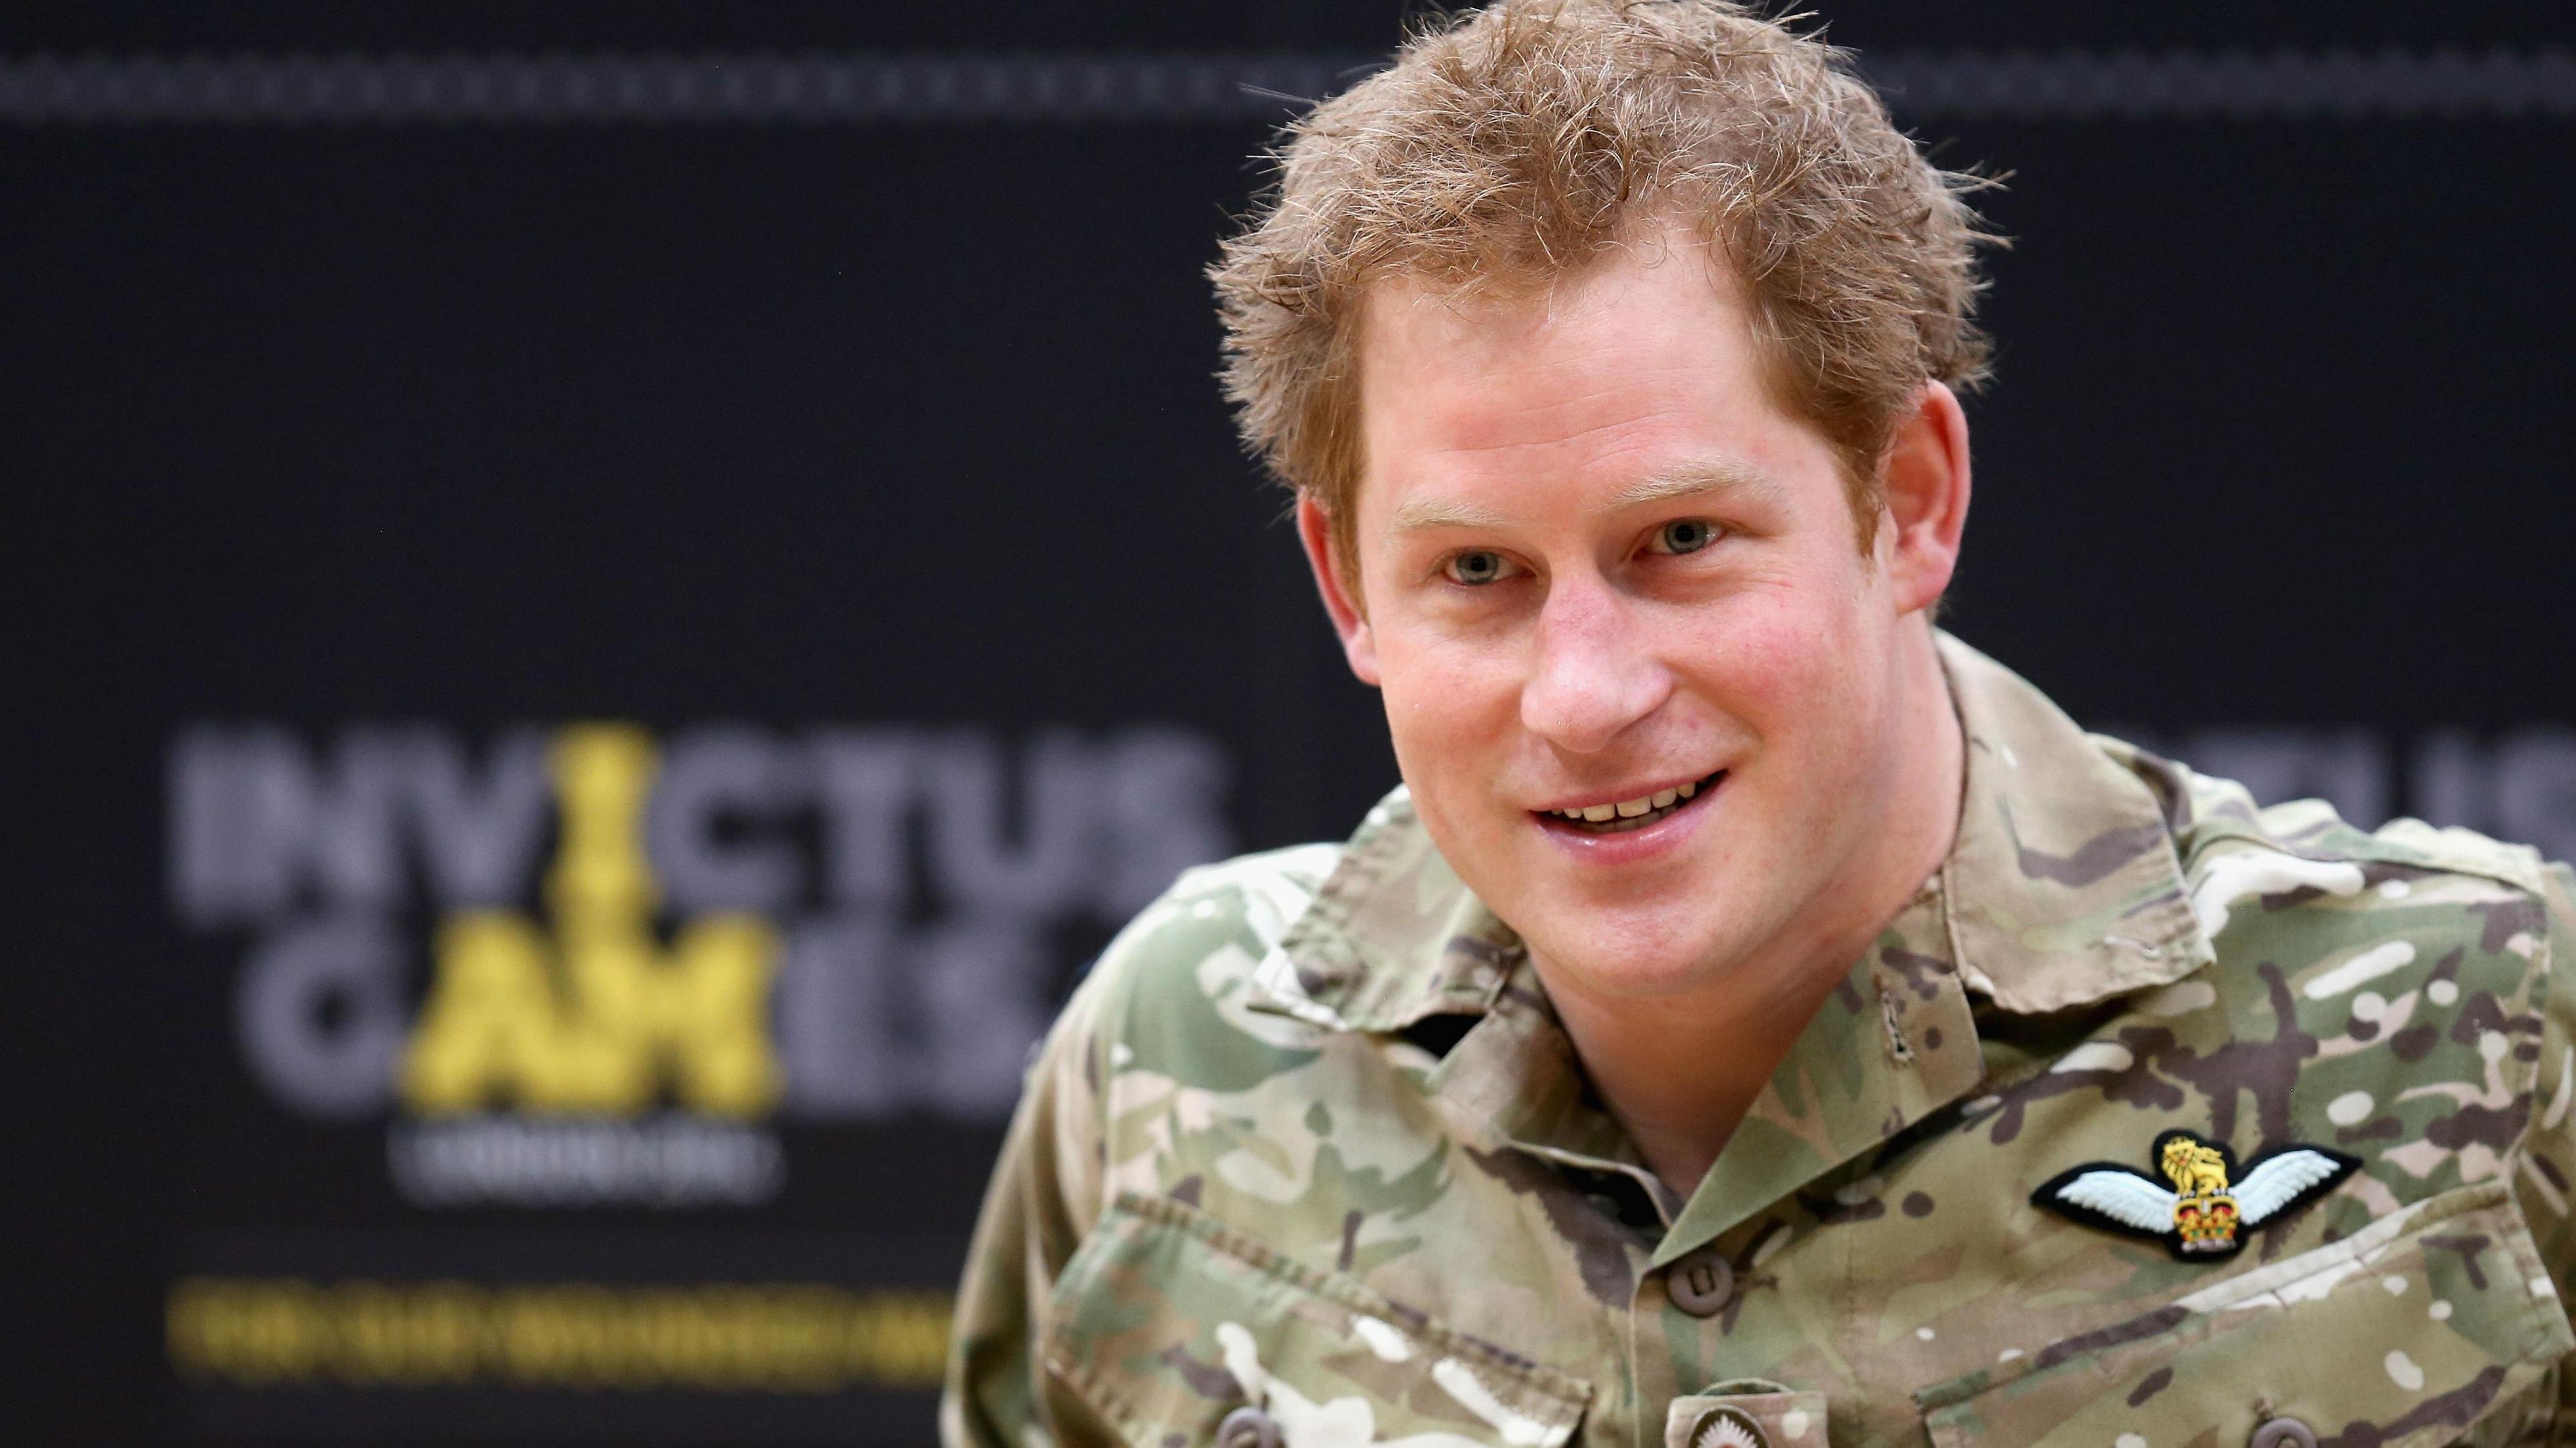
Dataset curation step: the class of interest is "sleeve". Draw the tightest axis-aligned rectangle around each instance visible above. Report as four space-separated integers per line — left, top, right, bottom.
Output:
939 962 1117 1448
2517 862 2576 1433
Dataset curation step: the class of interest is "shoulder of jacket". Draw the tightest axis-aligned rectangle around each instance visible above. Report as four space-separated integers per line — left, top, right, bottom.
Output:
2138 744 2550 899
2114 747 2559 1017
1077 840 1346 1018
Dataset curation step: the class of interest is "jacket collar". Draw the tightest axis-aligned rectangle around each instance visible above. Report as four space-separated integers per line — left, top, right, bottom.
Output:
1937 632 2215 1010
1253 791 1522 1033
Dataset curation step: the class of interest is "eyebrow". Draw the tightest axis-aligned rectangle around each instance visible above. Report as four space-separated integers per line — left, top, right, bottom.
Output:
1384 457 1783 535
1595 458 1784 515
1387 496 1519 534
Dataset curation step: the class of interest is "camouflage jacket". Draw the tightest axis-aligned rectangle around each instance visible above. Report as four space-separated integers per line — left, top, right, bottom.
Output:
944 634 2576 1448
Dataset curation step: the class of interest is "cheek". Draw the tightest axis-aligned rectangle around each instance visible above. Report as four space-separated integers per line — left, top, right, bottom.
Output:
1375 628 1517 757
1670 594 1867 732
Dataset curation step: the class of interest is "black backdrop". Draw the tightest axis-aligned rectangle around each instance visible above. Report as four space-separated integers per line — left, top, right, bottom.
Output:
11 3 2575 1444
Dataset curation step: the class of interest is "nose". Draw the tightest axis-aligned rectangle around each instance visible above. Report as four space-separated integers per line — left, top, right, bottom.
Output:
1519 573 1671 753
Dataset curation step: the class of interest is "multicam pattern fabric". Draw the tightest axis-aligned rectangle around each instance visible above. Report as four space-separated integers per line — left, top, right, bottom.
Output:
944 634 2576 1448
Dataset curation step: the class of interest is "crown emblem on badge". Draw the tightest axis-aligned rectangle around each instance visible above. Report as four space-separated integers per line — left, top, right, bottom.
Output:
2031 1129 2359 1260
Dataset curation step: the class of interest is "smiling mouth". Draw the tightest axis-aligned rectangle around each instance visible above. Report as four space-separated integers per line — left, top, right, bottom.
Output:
1538 771 1725 834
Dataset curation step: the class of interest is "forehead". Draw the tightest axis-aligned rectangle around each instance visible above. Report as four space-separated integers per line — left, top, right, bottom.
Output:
1348 239 1815 526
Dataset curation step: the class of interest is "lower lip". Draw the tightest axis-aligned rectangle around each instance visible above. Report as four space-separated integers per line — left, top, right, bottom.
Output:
1531 773 1723 863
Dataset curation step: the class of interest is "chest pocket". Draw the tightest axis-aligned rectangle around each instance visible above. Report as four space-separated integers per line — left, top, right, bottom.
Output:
1913 1182 2572 1448
1042 1191 1593 1447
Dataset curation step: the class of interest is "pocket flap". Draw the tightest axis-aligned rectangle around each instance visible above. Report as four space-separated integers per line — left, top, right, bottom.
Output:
1915 1183 2571 1448
1045 1192 1593 1447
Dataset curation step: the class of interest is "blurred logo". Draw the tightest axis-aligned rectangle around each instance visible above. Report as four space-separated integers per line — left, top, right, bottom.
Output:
170 720 1230 1208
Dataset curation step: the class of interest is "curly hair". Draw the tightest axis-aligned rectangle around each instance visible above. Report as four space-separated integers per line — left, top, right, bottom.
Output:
1210 0 1995 574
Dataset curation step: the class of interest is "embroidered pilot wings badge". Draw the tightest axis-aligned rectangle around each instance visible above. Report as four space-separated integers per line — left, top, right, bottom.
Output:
2031 1129 2359 1260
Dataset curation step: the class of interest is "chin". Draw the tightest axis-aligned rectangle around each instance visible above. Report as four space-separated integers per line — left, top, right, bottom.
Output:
1518 897 1739 1001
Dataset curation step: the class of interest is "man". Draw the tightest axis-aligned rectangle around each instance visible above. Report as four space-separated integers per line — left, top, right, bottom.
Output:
944 4 2576 1446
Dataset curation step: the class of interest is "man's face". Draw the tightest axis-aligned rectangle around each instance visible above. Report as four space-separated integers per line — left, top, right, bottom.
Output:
1328 239 1933 1003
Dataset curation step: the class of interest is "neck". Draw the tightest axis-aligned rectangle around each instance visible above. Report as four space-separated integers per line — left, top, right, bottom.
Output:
1544 622 1966 1198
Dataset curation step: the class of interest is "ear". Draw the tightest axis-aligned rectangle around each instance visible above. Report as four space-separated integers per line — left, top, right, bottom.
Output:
1878 381 1972 616
1295 494 1381 686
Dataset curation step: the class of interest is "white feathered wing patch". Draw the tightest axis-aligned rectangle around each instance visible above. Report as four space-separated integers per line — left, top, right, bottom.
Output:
2234 1149 2346 1226
2051 1170 2180 1231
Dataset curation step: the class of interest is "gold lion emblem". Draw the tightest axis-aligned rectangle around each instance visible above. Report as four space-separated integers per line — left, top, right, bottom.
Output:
2158 1135 2241 1253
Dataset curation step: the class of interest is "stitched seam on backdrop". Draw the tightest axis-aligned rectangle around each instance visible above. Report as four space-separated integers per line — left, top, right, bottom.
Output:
0 49 2571 125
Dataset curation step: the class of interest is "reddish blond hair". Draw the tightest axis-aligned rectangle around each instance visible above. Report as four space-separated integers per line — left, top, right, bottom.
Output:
1210 0 1994 572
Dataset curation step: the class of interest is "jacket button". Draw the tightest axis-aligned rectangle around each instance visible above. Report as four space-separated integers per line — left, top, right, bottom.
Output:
2251 1418 2318 1448
1218 1405 1283 1448
1666 1247 1737 1317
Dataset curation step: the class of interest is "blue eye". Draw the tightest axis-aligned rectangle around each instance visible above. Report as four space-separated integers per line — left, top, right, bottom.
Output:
1655 519 1718 555
1445 550 1509 586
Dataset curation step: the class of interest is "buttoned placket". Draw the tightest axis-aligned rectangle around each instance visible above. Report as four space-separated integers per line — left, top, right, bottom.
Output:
1627 880 1985 1443
1400 875 1986 1445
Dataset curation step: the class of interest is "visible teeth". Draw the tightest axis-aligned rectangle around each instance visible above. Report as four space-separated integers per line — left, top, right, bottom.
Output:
1550 777 1717 826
